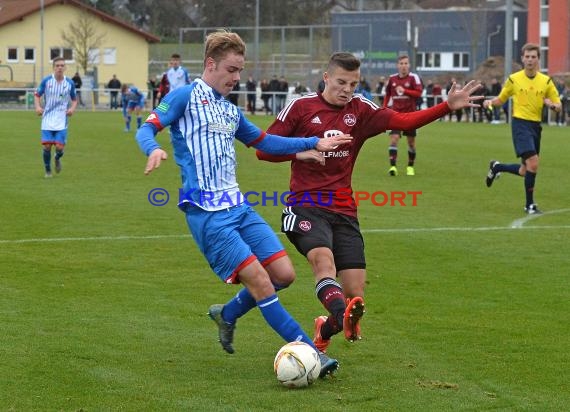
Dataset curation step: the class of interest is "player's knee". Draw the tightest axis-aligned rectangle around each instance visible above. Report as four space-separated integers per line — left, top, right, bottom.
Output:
307 248 336 275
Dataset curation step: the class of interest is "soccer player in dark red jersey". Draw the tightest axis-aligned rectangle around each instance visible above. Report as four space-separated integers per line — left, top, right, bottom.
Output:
384 55 423 176
256 52 482 352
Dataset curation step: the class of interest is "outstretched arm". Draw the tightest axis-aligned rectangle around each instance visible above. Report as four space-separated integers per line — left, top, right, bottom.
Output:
446 80 483 111
387 81 482 131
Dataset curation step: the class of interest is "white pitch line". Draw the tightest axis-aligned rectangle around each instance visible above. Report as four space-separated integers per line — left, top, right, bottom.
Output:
510 208 570 229
1 224 570 245
0 234 191 244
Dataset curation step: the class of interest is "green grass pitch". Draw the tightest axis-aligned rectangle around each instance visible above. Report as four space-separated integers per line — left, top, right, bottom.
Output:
1 110 569 411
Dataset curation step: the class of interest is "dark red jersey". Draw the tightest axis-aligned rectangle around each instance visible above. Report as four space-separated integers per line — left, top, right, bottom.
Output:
384 72 423 113
258 92 449 217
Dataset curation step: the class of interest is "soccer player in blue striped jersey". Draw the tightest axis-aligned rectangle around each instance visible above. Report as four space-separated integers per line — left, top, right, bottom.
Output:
135 30 352 377
34 57 77 178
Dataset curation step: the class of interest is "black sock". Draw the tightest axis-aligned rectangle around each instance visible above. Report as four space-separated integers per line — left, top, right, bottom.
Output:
43 149 51 171
495 163 520 175
408 148 416 166
524 171 536 207
389 146 397 166
316 277 346 339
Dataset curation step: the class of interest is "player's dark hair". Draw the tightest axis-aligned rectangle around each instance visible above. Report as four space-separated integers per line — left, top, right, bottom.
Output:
521 43 540 58
52 56 65 66
397 54 409 62
327 52 360 72
171 53 181 59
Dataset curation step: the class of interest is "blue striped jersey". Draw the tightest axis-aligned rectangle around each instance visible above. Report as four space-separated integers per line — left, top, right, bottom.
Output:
136 78 318 211
166 66 190 91
35 75 76 131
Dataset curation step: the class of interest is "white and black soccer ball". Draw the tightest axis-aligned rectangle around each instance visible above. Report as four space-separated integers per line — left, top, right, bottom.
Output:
273 341 321 388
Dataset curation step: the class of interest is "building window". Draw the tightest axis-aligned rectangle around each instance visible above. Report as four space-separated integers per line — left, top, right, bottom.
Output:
24 48 35 63
103 48 116 64
7 47 18 62
417 52 441 69
453 53 469 69
88 48 100 64
50 47 74 62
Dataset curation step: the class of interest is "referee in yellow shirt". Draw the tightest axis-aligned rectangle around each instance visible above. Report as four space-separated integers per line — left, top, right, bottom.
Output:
483 43 561 214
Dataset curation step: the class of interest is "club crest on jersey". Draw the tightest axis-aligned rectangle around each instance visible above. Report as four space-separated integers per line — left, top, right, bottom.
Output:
298 220 312 232
343 113 356 126
201 99 209 105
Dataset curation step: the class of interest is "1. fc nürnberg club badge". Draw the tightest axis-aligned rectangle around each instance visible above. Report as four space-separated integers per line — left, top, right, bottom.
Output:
298 221 311 232
343 113 356 126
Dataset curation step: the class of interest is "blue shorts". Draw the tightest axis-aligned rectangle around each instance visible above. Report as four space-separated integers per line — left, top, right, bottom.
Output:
512 117 541 158
127 101 143 111
184 203 286 284
41 129 67 145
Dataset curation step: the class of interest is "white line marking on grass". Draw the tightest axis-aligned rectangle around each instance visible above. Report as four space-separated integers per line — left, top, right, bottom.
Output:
2 223 570 245
510 208 570 229
0 234 191 244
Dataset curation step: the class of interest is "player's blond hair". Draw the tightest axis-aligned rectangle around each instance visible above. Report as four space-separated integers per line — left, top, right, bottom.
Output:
204 30 246 65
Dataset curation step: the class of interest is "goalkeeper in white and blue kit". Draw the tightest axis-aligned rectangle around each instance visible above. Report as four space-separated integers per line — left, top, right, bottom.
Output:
135 30 352 378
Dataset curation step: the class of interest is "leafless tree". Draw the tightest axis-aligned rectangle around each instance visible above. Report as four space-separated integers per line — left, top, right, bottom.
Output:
61 10 107 74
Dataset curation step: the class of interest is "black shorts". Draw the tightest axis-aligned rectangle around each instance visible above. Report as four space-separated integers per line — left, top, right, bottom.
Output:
389 129 417 137
281 206 366 271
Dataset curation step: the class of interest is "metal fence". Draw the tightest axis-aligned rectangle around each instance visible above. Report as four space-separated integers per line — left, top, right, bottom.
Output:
1 87 565 126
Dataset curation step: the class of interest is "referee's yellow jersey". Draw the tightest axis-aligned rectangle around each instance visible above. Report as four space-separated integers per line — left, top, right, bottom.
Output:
498 70 561 122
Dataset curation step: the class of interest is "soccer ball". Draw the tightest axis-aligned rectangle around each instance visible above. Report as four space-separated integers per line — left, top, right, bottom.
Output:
273 341 321 388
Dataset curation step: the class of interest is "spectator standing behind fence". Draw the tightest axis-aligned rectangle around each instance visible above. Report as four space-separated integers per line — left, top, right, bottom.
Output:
426 79 434 108
490 78 502 123
147 76 160 109
278 76 289 112
260 78 271 114
228 81 240 106
555 78 567 126
72 72 84 107
268 75 281 114
432 82 444 120
35 57 77 178
107 74 121 110
245 75 257 115
294 81 308 95
157 69 170 104
472 81 490 123
432 82 442 105
355 77 372 100
376 76 386 106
